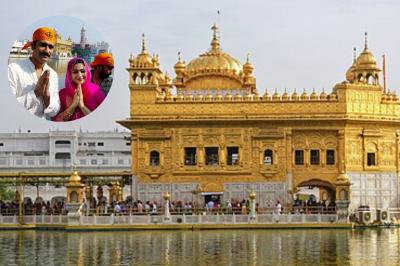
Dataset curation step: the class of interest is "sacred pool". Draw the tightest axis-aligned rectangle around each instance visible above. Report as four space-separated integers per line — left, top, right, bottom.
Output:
1 229 399 265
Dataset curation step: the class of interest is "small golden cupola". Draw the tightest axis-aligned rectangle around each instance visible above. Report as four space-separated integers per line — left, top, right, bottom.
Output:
173 24 256 92
131 33 154 68
350 32 381 85
129 34 173 94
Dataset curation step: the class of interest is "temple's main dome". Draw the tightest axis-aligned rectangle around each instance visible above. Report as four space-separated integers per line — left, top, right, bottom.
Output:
174 24 253 90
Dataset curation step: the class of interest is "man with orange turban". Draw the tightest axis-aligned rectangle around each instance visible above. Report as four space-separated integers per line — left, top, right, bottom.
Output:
8 27 60 119
90 52 114 97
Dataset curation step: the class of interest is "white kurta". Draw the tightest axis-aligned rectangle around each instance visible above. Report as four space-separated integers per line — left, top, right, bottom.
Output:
8 58 61 119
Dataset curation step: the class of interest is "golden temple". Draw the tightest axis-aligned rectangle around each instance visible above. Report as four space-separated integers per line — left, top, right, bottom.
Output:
118 25 400 211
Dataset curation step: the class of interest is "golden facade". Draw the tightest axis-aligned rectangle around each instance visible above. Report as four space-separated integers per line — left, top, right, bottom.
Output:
54 32 72 57
119 26 400 209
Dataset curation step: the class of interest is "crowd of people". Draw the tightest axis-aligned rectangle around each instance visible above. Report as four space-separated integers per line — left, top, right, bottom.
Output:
0 196 336 216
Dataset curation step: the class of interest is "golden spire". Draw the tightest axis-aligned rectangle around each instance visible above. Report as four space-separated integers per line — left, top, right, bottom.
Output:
353 47 357 62
210 23 220 52
364 31 368 49
142 33 147 53
178 51 181 61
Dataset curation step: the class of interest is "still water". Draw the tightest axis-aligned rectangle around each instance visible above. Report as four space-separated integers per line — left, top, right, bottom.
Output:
8 58 93 89
0 229 399 266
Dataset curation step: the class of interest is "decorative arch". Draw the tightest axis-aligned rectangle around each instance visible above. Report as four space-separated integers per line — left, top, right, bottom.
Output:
296 178 336 202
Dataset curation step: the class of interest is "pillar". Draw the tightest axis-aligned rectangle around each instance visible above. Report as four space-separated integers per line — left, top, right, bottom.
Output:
164 191 171 223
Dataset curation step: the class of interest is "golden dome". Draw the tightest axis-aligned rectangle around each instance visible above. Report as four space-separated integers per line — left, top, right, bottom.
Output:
68 163 81 183
166 91 174 101
234 90 243 101
282 89 290 101
387 91 393 101
243 53 254 77
301 89 309 100
176 92 184 102
272 89 280 101
195 91 204 101
249 189 256 200
310 89 318 100
337 171 349 182
320 89 328 100
393 91 399 102
215 90 223 101
291 89 299 101
205 91 213 101
132 34 155 68
184 24 245 90
263 89 271 101
174 52 186 77
244 91 252 101
163 191 170 201
186 92 194 101
381 93 387 102
329 92 337 101
224 91 233 101
253 91 261 101
356 33 379 70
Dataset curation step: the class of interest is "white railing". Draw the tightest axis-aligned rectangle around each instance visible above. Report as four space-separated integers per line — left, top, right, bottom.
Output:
0 213 340 225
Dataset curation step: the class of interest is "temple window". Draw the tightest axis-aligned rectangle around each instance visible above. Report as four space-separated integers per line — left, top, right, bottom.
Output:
55 152 71 160
55 140 71 147
227 147 239 165
310 150 320 165
326 150 335 165
150 151 160 166
264 149 273 165
367 153 376 166
295 150 304 165
205 147 219 166
184 147 197 165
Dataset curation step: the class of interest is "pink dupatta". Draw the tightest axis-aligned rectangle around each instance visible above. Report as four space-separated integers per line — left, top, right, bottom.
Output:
52 58 104 122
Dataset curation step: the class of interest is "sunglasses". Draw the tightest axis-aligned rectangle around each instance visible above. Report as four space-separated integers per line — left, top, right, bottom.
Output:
38 42 54 49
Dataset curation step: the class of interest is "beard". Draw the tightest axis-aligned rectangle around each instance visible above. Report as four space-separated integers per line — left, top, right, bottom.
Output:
99 72 110 79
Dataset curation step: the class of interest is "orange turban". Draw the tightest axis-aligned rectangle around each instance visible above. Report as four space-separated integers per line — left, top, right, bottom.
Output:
90 53 114 68
22 27 56 50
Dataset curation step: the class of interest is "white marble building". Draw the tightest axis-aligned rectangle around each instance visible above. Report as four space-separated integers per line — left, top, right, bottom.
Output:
91 42 111 56
0 128 132 203
10 40 29 54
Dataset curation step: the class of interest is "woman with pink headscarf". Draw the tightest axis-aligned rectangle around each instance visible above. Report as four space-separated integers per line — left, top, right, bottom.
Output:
52 58 105 122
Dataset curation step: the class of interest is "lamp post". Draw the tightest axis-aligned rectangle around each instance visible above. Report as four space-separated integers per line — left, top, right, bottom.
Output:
249 189 257 223
163 191 171 223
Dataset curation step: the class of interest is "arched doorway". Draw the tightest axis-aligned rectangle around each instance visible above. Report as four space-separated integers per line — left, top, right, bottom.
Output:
294 179 336 213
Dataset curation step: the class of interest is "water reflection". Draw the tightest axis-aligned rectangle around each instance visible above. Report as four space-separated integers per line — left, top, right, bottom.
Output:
1 229 400 265
8 58 93 89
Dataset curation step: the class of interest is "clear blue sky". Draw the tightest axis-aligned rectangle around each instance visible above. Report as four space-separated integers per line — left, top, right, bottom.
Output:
1 0 400 133
17 16 107 44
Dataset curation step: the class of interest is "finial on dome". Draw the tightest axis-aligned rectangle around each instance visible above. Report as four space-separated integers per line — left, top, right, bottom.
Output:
364 32 368 49
178 51 181 61
142 33 146 52
353 47 357 62
212 23 218 39
247 52 250 63
72 162 77 173
210 23 220 51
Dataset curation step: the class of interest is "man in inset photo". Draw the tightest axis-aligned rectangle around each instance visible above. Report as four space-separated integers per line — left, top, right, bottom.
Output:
90 52 114 97
8 27 61 119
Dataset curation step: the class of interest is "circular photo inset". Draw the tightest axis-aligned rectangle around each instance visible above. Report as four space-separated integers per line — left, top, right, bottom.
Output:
7 16 114 122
